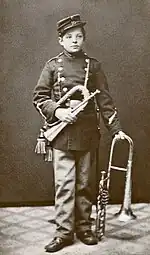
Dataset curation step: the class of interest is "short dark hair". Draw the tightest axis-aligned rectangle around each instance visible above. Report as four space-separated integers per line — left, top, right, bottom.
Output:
59 26 86 40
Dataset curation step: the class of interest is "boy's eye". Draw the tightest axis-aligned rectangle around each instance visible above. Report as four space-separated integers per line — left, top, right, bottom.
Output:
77 34 83 38
65 34 83 39
66 35 72 39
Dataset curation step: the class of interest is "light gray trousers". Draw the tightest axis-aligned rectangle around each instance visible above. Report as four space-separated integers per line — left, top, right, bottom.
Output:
53 148 95 239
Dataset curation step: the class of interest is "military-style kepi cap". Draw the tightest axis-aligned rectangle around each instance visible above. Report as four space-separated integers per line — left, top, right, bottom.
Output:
57 14 86 36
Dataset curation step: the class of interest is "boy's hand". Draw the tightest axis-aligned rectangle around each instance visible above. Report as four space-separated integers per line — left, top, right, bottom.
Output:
55 108 77 124
115 131 126 140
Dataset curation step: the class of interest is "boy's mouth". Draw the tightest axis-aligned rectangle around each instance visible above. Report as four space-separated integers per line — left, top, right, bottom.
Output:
71 45 79 49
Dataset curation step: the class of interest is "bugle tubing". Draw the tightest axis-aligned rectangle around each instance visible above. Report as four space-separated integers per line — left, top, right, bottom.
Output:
44 89 100 142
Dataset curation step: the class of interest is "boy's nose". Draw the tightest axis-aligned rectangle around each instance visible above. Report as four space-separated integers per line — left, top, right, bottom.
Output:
72 37 77 43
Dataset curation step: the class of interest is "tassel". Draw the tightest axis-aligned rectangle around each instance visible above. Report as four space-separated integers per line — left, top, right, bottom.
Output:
35 138 46 154
44 142 53 162
34 128 47 154
34 127 53 161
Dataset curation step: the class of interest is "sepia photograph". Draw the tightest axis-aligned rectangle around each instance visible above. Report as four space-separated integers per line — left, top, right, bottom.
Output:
1 0 150 254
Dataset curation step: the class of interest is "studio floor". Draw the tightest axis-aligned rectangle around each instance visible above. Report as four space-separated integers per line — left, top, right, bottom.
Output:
0 203 150 255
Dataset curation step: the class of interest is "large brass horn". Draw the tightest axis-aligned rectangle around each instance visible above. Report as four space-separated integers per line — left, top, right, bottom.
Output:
107 134 136 222
95 134 136 240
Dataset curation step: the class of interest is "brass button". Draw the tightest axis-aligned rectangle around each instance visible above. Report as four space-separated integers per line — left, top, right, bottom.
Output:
58 58 62 63
58 67 63 71
85 59 89 63
60 77 65 82
63 87 68 92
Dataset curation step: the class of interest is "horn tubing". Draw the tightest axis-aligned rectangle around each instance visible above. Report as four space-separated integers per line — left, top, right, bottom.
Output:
95 134 136 241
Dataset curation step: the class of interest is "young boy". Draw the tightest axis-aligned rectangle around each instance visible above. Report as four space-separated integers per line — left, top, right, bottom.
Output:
33 14 126 253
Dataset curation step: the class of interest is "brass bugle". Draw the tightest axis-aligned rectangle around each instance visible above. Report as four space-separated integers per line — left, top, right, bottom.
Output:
44 89 100 142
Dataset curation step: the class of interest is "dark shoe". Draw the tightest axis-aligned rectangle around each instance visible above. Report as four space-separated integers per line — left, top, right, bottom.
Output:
45 237 73 253
76 230 98 245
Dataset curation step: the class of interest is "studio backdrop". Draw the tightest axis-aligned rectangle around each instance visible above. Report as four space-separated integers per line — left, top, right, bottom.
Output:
1 0 150 206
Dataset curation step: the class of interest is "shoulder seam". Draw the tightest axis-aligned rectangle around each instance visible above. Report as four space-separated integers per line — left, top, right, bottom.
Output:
47 52 63 63
89 56 99 61
84 53 100 63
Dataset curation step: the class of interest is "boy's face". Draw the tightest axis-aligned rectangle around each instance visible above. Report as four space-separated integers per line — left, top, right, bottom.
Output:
59 27 84 53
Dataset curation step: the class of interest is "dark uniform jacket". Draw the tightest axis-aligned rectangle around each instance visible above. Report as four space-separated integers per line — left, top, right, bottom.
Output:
33 49 122 151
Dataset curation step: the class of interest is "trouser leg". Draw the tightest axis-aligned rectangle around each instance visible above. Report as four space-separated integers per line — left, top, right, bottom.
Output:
53 149 76 239
75 150 96 233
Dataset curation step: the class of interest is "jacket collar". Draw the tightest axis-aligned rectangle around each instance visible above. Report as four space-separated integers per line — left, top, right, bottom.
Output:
63 49 86 59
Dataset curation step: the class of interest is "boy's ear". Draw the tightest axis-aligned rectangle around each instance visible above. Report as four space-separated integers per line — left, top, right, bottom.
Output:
58 37 63 46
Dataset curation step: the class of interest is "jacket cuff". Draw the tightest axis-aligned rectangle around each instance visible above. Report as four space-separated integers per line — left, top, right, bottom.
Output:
36 100 58 123
108 120 122 137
